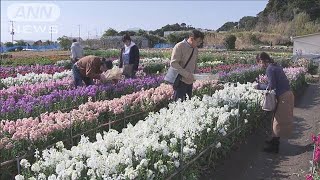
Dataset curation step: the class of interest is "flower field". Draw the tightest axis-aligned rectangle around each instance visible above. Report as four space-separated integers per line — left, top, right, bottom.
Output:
0 50 308 180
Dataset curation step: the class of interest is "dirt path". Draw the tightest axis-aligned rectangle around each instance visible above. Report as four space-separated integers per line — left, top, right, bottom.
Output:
202 83 320 180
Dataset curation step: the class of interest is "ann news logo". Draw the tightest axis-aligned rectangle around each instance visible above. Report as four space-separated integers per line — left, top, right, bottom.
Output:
7 3 60 22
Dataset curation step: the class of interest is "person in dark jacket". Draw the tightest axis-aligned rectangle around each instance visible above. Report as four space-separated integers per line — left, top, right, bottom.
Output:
72 55 113 87
255 52 294 154
119 34 140 78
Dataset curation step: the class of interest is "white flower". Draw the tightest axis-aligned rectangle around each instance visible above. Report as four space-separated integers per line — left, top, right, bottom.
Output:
34 149 40 159
219 128 227 136
48 175 57 180
216 142 222 148
147 170 155 179
28 177 36 180
244 119 248 124
207 128 211 133
159 165 168 174
15 175 24 180
31 162 40 172
140 159 149 167
20 159 31 169
56 141 64 149
170 138 178 146
38 173 46 180
71 171 78 180
174 160 180 168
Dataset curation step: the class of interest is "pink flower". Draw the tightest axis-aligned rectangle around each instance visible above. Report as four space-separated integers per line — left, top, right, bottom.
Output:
306 174 313 180
314 147 320 163
311 134 317 143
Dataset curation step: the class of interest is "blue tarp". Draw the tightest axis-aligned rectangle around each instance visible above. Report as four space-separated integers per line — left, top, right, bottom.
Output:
0 45 61 53
153 43 174 48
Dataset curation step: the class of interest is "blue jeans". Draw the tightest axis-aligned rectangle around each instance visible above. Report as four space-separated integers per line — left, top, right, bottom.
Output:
72 64 93 87
173 81 193 102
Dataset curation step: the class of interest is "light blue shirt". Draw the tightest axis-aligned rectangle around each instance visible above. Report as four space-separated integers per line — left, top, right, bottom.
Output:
122 53 130 65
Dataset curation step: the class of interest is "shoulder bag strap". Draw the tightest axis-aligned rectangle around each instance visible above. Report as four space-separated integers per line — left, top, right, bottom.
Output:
183 48 194 69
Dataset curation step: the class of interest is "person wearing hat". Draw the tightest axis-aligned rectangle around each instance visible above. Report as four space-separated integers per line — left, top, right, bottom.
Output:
72 55 113 87
119 34 140 78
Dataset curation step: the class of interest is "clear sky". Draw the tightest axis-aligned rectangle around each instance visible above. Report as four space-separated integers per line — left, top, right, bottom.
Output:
1 1 268 43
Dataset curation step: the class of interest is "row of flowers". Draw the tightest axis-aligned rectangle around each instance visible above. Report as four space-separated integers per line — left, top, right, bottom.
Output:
0 76 164 120
199 64 255 74
0 80 217 162
1 70 72 87
14 82 264 180
0 65 65 79
0 77 73 100
0 64 266 121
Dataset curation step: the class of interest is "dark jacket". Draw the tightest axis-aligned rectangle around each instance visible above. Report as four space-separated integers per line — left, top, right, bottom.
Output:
259 64 290 97
119 45 140 71
266 64 290 97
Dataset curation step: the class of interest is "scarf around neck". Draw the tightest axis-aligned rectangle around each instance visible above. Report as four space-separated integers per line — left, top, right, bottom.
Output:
124 42 136 54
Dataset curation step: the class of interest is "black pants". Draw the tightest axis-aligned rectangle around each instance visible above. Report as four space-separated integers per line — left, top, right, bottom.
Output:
173 81 193 102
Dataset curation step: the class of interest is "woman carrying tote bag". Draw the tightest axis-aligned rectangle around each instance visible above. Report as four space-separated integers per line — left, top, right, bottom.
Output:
119 34 140 78
255 52 294 154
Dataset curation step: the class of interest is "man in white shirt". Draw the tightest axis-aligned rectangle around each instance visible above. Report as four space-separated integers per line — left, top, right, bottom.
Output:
70 39 84 63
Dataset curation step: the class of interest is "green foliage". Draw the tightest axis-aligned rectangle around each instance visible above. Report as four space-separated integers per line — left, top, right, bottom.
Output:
102 28 118 37
57 36 72 50
144 34 167 47
248 34 263 45
15 40 27 46
4 42 14 47
1 57 53 66
84 49 120 58
150 23 195 37
217 22 238 32
143 63 166 74
289 12 320 36
167 32 189 44
239 16 258 30
224 35 237 50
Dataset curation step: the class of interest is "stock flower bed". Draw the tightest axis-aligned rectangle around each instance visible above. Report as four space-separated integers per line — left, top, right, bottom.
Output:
199 64 264 84
199 64 255 74
14 82 264 180
0 77 73 100
1 70 72 87
0 76 164 120
0 65 65 79
0 80 217 162
198 51 292 66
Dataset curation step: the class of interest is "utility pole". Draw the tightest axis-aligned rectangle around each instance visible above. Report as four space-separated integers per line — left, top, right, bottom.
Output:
78 25 81 42
9 21 14 44
87 31 90 40
50 27 53 44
